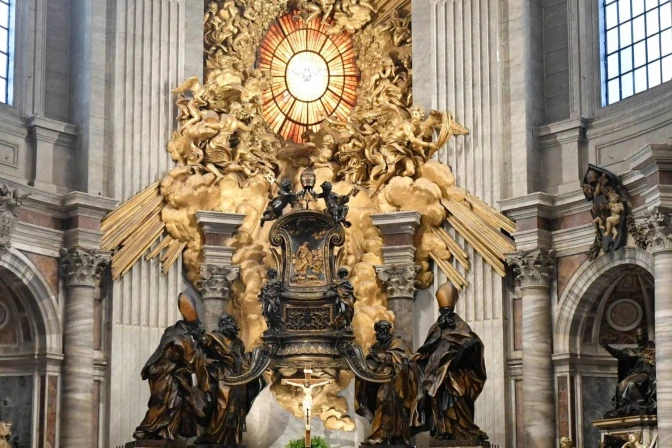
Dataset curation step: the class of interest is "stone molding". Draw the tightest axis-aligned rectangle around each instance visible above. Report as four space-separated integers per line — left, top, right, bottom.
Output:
0 185 28 252
375 264 420 299
199 265 239 299
371 211 422 236
195 211 245 236
59 248 110 288
507 249 556 289
634 210 672 253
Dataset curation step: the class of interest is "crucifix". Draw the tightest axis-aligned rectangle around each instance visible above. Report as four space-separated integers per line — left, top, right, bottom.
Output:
281 364 334 448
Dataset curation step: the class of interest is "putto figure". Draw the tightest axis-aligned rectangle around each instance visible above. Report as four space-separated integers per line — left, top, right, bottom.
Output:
355 320 417 445
261 179 299 226
315 181 358 228
601 328 657 418
133 294 210 441
325 267 355 329
198 314 264 445
259 268 283 331
412 282 489 443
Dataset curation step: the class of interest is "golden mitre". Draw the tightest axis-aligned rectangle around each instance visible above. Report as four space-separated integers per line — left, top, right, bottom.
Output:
436 281 459 308
178 293 199 322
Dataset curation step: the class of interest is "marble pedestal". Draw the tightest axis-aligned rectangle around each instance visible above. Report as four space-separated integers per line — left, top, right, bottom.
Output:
593 415 658 445
427 440 491 447
125 442 243 448
360 444 411 448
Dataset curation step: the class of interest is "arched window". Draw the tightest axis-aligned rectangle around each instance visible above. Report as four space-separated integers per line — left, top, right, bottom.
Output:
602 0 672 105
0 0 11 104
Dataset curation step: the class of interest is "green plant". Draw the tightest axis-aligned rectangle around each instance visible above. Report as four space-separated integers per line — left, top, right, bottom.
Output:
285 436 330 448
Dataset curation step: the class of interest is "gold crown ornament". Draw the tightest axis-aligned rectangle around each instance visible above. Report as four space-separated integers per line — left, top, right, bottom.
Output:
436 281 459 309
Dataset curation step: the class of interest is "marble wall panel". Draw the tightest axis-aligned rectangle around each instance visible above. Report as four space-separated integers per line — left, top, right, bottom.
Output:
25 252 59 297
0 375 34 447
557 253 589 299
582 376 616 448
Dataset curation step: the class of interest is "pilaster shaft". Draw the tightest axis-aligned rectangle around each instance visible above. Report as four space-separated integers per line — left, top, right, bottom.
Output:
376 264 420 347
59 249 109 448
199 265 239 331
507 248 556 447
196 211 245 331
636 211 672 446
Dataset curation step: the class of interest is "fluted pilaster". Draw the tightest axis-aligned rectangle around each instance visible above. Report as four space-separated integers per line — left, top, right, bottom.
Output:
59 249 110 448
507 248 556 448
636 211 672 446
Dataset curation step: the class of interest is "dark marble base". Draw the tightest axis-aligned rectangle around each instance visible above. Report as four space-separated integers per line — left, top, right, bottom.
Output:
125 442 190 448
359 445 410 448
428 440 490 447
125 443 242 448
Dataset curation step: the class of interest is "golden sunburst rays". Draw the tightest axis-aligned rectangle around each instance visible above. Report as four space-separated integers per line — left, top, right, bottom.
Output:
258 12 359 142
101 182 182 279
440 197 516 278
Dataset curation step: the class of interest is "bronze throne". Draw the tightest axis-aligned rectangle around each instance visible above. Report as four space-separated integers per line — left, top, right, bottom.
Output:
220 205 392 385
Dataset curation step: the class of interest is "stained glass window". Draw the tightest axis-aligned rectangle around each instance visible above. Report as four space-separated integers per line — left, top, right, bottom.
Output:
0 0 10 104
602 0 672 105
258 12 359 142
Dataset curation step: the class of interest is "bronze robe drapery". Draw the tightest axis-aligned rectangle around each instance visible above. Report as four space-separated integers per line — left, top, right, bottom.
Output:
200 332 264 445
603 342 656 417
412 315 488 441
355 336 417 445
134 321 210 440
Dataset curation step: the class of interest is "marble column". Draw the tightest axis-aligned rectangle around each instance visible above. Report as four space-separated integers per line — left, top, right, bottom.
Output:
636 211 672 445
59 248 110 448
376 264 420 346
507 249 556 448
372 211 422 347
196 211 244 331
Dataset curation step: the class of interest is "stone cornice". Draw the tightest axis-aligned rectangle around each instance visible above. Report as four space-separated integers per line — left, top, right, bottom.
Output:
196 211 245 236
63 191 118 220
14 222 63 257
371 211 422 235
626 143 672 175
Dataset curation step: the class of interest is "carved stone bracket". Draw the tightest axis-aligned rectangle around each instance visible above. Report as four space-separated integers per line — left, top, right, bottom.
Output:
375 264 420 299
0 185 28 252
199 265 239 299
633 210 672 254
506 249 556 289
59 248 110 288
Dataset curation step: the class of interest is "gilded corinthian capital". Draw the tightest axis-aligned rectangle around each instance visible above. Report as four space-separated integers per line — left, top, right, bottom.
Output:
506 249 556 289
199 265 239 299
59 249 111 288
376 264 420 299
634 210 672 253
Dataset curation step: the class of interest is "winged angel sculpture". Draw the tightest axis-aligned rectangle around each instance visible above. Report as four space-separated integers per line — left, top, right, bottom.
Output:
101 0 515 431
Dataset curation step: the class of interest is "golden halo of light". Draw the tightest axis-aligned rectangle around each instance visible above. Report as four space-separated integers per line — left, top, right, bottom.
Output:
286 51 330 102
258 12 359 143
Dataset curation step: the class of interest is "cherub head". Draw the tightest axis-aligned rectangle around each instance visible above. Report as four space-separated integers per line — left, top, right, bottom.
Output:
607 191 620 203
279 179 292 192
559 437 574 448
207 1 218 13
628 431 642 443
410 106 425 124
337 267 349 279
322 134 335 148
267 268 278 280
321 181 333 193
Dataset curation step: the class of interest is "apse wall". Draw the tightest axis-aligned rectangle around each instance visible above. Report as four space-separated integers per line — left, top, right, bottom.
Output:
412 0 511 446
105 1 203 447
